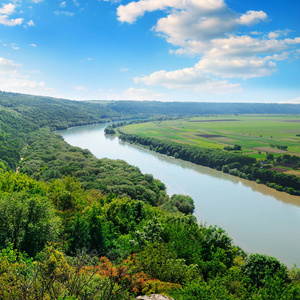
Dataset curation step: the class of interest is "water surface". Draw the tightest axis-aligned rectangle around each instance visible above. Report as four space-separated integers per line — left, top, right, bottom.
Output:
60 123 300 267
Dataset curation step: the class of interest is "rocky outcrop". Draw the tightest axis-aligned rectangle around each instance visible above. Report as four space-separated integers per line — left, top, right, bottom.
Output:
136 295 174 300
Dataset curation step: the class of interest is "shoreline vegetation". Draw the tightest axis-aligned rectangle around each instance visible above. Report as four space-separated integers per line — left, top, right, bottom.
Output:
1 92 300 298
107 117 300 196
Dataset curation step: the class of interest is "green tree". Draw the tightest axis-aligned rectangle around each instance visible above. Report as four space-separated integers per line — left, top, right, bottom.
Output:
0 192 60 257
242 253 288 288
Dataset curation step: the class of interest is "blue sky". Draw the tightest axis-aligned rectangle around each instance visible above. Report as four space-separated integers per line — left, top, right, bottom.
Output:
0 0 299 102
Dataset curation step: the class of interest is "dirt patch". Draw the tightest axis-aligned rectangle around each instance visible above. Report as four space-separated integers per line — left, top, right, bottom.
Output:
189 119 239 122
285 170 300 177
283 120 300 123
196 134 224 138
214 137 236 143
270 167 288 173
253 147 287 154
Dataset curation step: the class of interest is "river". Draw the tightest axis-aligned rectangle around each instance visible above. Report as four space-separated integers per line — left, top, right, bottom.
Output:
59 123 300 267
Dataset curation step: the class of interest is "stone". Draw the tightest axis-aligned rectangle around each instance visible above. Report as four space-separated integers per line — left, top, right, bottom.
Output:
136 295 174 300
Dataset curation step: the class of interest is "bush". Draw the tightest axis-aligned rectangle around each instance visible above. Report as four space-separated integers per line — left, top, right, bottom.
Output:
222 165 229 173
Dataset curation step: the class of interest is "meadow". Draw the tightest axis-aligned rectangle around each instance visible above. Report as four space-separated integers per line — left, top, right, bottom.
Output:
120 115 300 174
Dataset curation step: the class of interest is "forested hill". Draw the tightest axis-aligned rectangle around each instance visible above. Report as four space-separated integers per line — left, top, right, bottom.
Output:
105 100 300 116
0 91 120 130
1 91 300 172
1 91 300 131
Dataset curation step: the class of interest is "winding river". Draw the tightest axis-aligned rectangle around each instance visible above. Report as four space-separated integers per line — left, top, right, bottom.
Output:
59 123 300 267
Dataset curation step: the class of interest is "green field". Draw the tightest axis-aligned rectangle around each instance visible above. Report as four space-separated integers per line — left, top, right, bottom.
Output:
121 115 300 165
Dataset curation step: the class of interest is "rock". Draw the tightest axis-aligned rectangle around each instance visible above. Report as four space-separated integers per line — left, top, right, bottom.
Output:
136 295 174 300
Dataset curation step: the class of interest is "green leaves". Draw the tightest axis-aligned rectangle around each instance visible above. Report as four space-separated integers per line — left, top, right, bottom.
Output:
0 190 60 257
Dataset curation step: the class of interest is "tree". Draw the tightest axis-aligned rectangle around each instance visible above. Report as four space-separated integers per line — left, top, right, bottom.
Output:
222 165 229 173
241 254 288 288
0 192 60 257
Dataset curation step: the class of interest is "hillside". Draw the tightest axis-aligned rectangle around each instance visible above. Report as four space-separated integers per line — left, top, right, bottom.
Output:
0 92 300 299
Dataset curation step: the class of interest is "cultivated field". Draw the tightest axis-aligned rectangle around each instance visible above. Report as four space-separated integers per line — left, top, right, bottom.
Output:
120 115 300 174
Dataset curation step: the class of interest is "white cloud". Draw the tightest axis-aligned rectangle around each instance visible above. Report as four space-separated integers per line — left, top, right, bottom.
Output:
0 77 54 94
122 87 166 100
74 85 88 92
103 0 122 4
117 0 300 91
73 0 80 7
32 0 44 3
97 87 166 101
0 57 55 96
134 66 241 93
0 3 23 26
0 57 21 76
0 3 16 15
59 1 67 8
27 20 35 26
278 97 300 104
30 43 37 47
120 68 129 72
117 0 226 24
237 10 267 26
0 15 23 26
54 11 75 17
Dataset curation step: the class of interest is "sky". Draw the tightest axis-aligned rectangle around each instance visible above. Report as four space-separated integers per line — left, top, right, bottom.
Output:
0 0 299 103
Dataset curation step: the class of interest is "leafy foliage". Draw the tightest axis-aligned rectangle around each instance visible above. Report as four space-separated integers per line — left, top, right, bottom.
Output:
1 92 300 298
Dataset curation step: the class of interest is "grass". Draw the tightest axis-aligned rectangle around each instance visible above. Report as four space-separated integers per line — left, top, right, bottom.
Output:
120 115 300 160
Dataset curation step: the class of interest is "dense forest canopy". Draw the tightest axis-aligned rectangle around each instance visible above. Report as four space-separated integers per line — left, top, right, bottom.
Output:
1 91 300 299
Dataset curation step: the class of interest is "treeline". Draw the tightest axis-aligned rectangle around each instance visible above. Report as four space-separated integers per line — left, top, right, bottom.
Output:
225 165 300 195
1 171 300 299
106 100 300 116
0 91 121 130
118 133 255 169
2 92 300 132
118 132 300 195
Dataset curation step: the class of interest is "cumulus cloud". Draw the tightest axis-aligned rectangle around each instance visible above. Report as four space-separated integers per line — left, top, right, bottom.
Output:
0 3 23 26
0 3 16 15
117 0 300 92
0 57 55 96
74 85 88 92
122 87 166 100
237 10 268 26
134 67 241 93
27 20 35 26
0 57 21 76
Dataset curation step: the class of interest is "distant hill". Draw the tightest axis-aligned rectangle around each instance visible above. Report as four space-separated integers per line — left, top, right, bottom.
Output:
1 91 300 132
105 100 300 116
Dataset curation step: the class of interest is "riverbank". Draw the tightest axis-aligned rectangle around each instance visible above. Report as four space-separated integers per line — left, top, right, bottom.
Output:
60 123 300 267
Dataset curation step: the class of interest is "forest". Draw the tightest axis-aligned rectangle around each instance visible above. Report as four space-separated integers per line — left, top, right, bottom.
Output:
1 91 300 299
